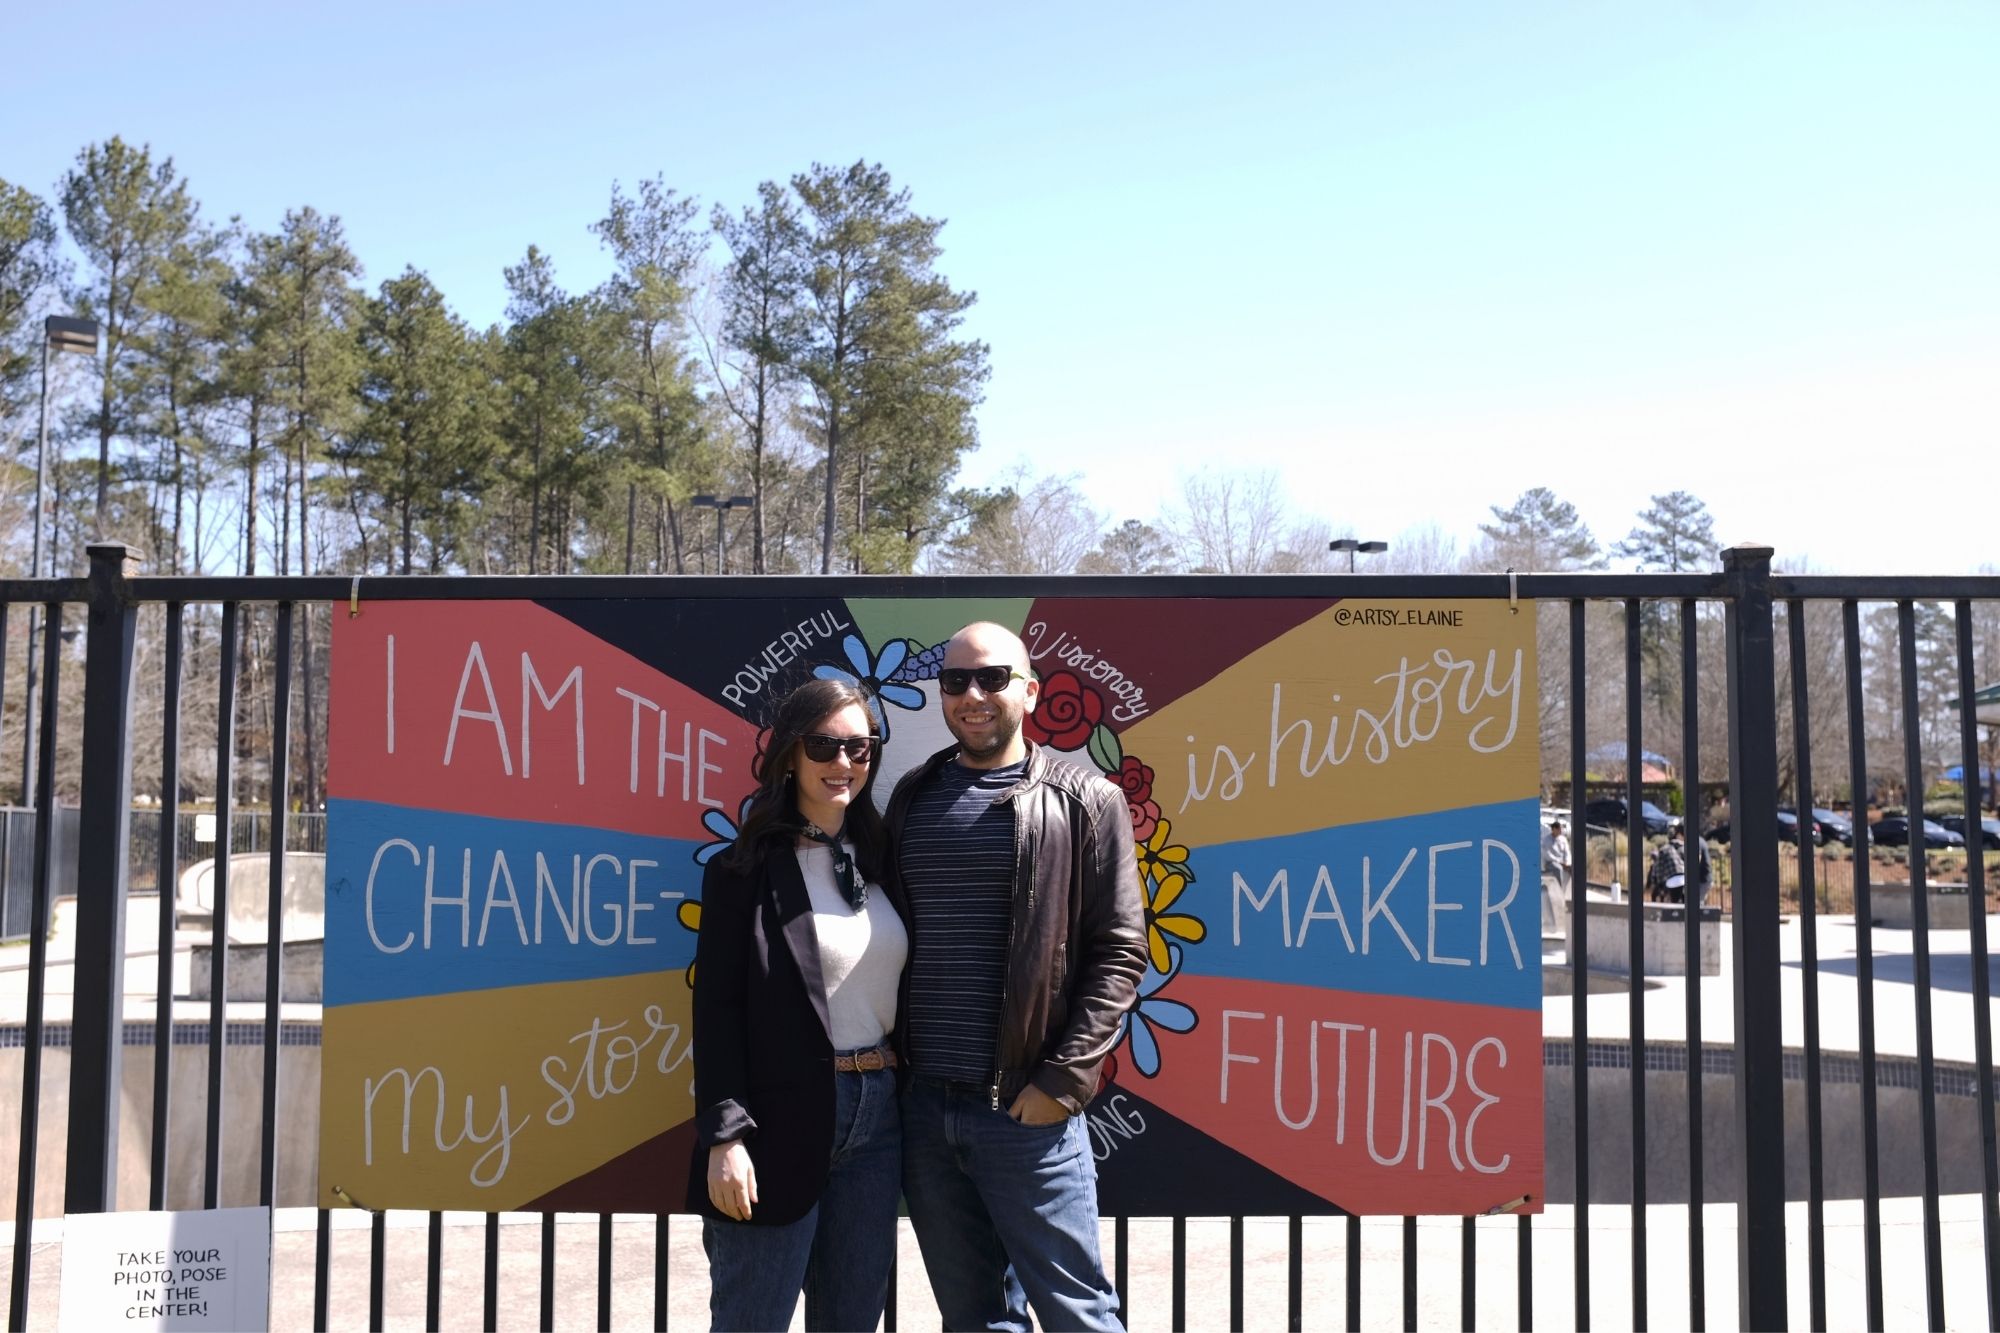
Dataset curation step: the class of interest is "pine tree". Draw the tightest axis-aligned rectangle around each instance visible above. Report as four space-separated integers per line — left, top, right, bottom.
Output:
59 138 199 538
0 179 67 422
1079 519 1175 575
1611 491 1720 741
500 247 602 575
214 227 283 576
1612 490 1718 572
792 161 987 573
710 182 807 574
591 178 707 573
133 222 231 572
1477 487 1605 570
244 207 361 578
346 268 493 573
241 207 360 812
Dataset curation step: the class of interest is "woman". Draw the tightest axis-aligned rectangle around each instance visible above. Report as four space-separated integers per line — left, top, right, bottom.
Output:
687 678 908 1332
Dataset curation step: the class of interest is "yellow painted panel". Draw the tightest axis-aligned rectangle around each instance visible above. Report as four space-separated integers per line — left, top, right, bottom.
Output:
319 971 694 1211
1121 600 1538 848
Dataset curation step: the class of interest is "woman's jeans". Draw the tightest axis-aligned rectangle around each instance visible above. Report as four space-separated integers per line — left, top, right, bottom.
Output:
703 1064 901 1331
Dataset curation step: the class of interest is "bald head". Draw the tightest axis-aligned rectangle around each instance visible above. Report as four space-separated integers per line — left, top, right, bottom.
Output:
947 621 1030 667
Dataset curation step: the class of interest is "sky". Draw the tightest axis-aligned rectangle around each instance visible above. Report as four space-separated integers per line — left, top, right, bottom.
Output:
4 1 1995 575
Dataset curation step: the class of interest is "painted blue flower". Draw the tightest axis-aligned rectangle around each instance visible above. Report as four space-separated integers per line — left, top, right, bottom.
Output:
1117 944 1198 1078
694 796 755 865
814 633 925 732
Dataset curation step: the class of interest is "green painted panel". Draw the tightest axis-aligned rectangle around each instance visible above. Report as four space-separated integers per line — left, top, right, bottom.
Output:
845 597 1037 653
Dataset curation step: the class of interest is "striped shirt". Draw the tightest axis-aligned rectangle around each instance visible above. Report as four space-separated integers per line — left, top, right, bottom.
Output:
899 758 1024 1083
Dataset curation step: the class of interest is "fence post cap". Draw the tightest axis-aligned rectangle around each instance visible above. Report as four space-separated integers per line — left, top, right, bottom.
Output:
1719 543 1775 569
84 542 140 565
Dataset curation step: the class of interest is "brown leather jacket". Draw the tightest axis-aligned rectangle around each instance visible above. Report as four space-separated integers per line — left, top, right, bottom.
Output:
885 741 1148 1114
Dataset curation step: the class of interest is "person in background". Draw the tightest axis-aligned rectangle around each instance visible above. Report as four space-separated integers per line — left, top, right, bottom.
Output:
1541 817 1572 933
1647 819 1710 904
885 621 1146 1333
687 678 908 1332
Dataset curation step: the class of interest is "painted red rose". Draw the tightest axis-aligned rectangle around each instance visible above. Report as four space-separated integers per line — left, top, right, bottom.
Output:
1128 798 1161 845
1023 670 1103 750
1115 756 1154 804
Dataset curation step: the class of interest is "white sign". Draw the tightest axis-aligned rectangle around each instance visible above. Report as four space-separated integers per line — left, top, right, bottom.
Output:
193 814 217 845
59 1206 269 1331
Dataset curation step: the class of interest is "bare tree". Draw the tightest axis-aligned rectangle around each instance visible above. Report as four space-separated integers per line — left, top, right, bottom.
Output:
1159 469 1289 573
925 468 1103 575
1379 523 1463 575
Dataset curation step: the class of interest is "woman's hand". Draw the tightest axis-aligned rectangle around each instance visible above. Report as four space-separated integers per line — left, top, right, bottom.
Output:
707 1141 758 1220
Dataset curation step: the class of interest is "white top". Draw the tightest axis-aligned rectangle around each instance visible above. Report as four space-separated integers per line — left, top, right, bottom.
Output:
794 844 907 1050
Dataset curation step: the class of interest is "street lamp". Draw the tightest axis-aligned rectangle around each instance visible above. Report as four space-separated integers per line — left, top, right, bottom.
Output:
22 315 100 803
690 495 754 574
1328 537 1388 573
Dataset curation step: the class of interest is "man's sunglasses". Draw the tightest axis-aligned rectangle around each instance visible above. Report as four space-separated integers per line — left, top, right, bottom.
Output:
799 734 879 763
937 665 1029 696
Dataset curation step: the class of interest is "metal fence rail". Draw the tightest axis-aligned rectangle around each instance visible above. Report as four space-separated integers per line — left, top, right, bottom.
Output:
3 543 1998 1330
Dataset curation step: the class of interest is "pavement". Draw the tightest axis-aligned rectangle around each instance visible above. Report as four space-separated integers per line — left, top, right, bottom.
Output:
1541 900 2000 1067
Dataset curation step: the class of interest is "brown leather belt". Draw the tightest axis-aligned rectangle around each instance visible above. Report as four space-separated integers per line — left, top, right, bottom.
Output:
833 1046 897 1073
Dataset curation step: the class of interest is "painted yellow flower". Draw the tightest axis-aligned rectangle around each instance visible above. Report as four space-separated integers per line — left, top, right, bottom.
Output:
1135 816 1193 891
1145 872 1206 973
677 900 701 988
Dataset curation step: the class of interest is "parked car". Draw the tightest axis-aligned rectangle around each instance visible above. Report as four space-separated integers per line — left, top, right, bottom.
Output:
1870 816 1964 849
1580 797 1674 836
1706 811 1822 847
1938 814 2000 849
1811 807 1854 845
1780 806 1853 846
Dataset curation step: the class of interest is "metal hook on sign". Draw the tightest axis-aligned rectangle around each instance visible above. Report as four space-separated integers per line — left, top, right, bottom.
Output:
349 576 362 618
331 1184 375 1213
1507 568 1519 615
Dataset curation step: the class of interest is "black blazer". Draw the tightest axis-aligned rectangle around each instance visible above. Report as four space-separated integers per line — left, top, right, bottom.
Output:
683 847 852 1225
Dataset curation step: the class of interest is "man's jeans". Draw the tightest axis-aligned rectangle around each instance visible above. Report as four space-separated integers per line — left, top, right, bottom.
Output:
703 1065 900 1331
901 1075 1123 1332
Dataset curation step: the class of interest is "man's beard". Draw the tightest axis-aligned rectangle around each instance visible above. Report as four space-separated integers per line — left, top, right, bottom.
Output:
952 711 1020 761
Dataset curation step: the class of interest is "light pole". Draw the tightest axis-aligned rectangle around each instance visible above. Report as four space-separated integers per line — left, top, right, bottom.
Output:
1328 537 1387 573
22 316 100 804
690 495 754 574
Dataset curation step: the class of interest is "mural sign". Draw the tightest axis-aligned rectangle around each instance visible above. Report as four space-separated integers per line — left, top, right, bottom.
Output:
321 593 1543 1216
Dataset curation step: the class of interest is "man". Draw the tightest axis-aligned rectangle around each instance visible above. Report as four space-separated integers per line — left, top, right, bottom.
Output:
1541 817 1571 934
885 621 1145 1332
1647 820 1710 903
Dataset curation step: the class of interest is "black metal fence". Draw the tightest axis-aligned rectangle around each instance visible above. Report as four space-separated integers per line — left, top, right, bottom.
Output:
2 543 1997 1330
0 808 324 940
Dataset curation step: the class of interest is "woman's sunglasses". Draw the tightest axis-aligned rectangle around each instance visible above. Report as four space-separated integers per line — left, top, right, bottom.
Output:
799 734 879 763
937 665 1028 696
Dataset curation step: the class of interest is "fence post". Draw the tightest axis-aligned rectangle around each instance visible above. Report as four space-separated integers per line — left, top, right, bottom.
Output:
64 542 139 1212
1722 542 1788 1328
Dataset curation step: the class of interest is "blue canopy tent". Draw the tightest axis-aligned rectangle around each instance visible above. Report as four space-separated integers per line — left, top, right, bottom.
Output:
1587 741 1674 776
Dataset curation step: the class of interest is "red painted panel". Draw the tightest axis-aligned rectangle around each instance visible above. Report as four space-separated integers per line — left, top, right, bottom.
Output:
1124 974 1543 1215
329 601 761 842
1019 597 1333 733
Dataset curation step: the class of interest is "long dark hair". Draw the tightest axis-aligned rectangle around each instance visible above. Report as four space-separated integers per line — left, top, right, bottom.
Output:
718 678 889 883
